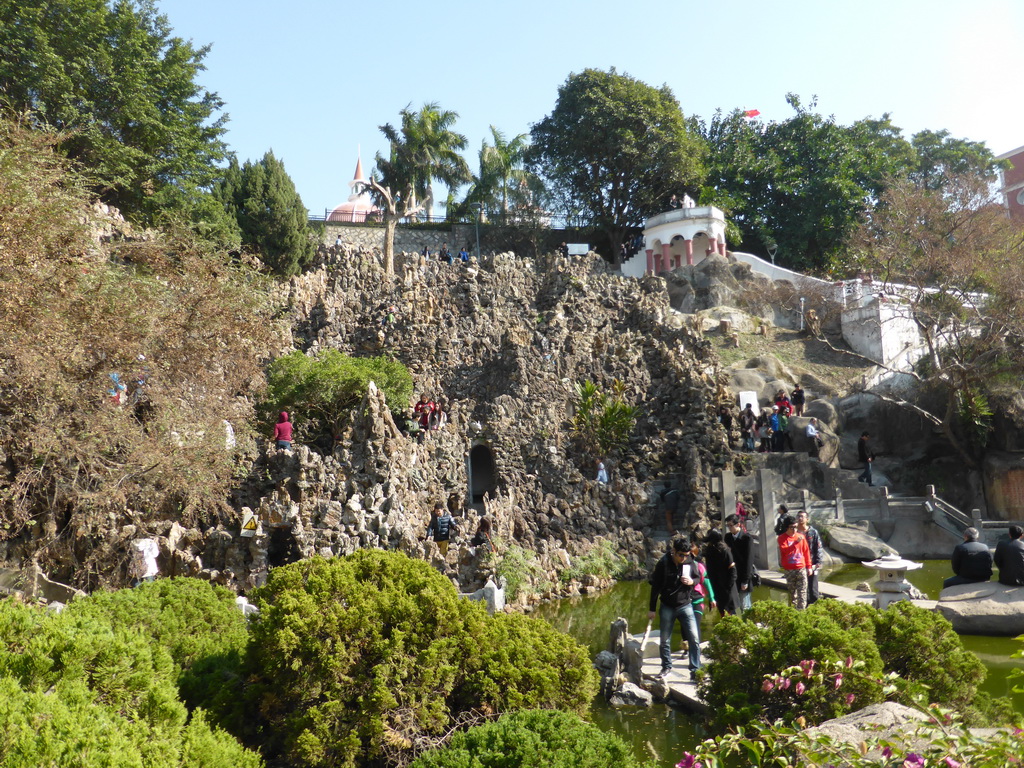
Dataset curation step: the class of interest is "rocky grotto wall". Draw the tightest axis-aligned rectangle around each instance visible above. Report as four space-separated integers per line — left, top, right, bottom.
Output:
180 244 733 600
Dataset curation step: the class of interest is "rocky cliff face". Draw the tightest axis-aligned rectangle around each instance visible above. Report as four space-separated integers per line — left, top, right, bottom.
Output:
210 247 732 601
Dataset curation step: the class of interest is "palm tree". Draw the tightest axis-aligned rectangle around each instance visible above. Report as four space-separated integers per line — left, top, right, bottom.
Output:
461 127 534 221
366 103 470 273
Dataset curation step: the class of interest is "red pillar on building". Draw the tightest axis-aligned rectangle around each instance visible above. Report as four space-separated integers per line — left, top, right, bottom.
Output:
718 237 726 256
685 238 693 266
661 243 672 273
645 249 654 274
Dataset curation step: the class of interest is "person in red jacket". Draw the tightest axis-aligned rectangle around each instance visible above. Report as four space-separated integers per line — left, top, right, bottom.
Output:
273 411 293 450
414 395 435 431
777 513 813 610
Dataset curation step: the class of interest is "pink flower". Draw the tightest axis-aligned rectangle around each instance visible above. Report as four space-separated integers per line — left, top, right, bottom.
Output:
780 677 791 690
903 754 924 768
845 656 854 668
676 754 703 768
799 659 816 674
762 679 775 693
795 682 806 695
943 757 961 768
833 674 843 689
845 693 856 706
882 747 893 758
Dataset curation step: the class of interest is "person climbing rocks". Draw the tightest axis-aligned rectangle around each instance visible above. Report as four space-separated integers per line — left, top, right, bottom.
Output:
424 502 458 557
273 412 293 450
648 537 702 680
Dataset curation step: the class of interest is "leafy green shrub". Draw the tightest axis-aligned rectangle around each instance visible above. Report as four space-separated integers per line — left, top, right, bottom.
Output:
570 379 640 458
409 709 654 768
561 540 627 583
873 600 986 720
62 578 250 722
0 599 261 767
700 600 885 731
465 613 598 716
244 551 596 768
494 544 550 601
700 600 1009 733
264 349 413 443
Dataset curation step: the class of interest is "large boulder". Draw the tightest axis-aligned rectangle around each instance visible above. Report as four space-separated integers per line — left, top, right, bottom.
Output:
936 581 1024 635
826 526 897 560
608 681 653 708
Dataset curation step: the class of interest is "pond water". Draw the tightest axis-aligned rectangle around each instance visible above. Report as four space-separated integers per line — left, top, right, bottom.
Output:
533 563 1024 768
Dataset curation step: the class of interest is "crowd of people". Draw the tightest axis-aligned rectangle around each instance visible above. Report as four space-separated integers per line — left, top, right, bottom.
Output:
731 386 810 454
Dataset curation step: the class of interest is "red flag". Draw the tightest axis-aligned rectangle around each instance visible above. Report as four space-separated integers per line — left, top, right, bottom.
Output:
743 109 761 118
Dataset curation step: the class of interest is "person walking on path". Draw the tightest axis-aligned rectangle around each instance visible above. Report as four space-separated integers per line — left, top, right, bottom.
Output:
424 502 458 558
648 538 702 680
797 511 823 604
725 513 754 614
995 525 1024 586
943 527 992 588
857 431 874 486
777 513 813 610
703 529 739 616
273 411 293 450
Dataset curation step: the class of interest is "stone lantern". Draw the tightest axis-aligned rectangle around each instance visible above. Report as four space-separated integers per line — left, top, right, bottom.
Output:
862 553 923 609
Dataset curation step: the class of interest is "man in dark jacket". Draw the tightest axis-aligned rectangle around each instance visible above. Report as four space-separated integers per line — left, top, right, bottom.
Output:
648 538 702 679
797 511 824 604
424 502 457 557
725 513 754 614
995 525 1024 586
943 527 992 588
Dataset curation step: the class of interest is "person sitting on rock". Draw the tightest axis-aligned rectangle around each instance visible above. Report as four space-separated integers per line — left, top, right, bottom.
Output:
424 502 457 558
458 246 470 262
943 527 992 589
805 417 822 457
440 242 453 264
994 525 1024 586
429 401 448 431
403 408 422 441
470 516 495 554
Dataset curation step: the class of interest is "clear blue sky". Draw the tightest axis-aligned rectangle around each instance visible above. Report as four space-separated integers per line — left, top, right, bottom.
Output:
158 0 1024 215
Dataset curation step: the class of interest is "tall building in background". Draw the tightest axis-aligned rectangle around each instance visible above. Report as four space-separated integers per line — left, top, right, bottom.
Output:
997 145 1024 220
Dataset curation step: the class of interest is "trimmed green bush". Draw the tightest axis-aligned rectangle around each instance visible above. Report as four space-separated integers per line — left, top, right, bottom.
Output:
699 599 1007 732
245 551 597 768
0 598 261 767
62 578 250 723
409 709 655 768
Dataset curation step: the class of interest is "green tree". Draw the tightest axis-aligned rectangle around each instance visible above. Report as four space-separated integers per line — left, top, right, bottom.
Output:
366 103 471 272
0 0 231 227
243 552 597 768
570 379 640 459
410 710 654 768
529 68 705 262
459 126 542 221
698 96 917 272
910 128 1003 189
214 151 314 276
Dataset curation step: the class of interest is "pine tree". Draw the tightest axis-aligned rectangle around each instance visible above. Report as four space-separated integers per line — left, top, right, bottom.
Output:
214 151 314 276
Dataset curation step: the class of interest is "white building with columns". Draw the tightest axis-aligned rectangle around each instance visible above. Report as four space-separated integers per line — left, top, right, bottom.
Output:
621 205 729 279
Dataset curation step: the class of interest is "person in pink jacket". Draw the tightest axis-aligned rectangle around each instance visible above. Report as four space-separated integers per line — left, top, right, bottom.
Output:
273 411 293 450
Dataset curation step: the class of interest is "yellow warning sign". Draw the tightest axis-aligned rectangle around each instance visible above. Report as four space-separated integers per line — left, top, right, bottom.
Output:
242 517 257 530
240 510 258 537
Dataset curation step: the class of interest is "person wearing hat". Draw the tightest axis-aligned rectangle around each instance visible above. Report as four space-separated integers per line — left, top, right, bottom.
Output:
777 513 813 609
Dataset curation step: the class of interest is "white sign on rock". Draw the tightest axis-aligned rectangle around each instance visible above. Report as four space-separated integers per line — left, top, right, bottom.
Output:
240 509 258 538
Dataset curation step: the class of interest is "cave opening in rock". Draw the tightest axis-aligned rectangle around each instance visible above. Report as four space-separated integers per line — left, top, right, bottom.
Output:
266 526 302 569
468 444 498 510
